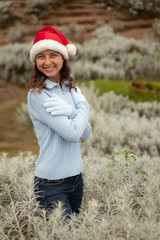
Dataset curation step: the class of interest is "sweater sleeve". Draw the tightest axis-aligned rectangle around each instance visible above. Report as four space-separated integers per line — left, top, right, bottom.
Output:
80 122 92 141
27 90 89 143
67 102 91 140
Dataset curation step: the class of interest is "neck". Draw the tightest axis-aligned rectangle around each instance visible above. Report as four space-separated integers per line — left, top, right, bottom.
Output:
49 73 60 85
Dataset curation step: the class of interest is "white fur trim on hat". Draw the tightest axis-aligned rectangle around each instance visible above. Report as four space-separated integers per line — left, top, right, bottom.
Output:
30 39 69 63
66 44 76 56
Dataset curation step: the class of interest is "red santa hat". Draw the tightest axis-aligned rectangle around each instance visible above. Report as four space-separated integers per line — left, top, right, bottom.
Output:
30 25 76 63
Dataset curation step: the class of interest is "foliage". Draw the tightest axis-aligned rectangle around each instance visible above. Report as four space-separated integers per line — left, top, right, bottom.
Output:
153 19 160 37
26 0 64 18
0 41 32 85
53 22 86 43
80 79 160 102
6 23 29 43
108 20 124 31
1 147 160 239
0 1 13 28
3 82 160 238
71 25 160 81
16 102 32 126
91 0 160 16
17 83 160 158
1 24 160 84
0 1 11 14
80 83 160 157
106 150 147 175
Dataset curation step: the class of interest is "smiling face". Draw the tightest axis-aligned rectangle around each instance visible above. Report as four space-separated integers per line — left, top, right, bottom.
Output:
35 50 64 84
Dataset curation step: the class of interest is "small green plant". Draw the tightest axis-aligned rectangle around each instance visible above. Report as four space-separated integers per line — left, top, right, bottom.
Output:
107 150 136 167
106 150 148 176
106 150 147 178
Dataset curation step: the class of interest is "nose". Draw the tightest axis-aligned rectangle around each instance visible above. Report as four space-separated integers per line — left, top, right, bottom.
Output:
44 56 52 66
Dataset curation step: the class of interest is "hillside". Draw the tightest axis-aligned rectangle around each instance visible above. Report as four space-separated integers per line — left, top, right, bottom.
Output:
0 0 157 46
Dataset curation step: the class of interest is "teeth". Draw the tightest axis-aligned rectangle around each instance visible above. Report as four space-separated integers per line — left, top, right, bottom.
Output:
45 67 54 71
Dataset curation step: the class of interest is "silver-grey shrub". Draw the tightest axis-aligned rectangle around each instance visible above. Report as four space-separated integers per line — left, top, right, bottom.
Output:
16 102 32 126
53 22 86 43
26 0 64 17
0 22 84 84
153 19 160 36
71 25 160 80
92 0 160 16
0 1 11 14
0 1 12 28
1 25 160 85
8 85 160 238
1 149 160 239
6 23 29 43
108 20 124 31
79 83 160 158
0 42 32 85
16 83 160 158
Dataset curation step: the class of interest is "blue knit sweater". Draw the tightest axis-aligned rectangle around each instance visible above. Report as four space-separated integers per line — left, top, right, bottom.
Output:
27 79 91 180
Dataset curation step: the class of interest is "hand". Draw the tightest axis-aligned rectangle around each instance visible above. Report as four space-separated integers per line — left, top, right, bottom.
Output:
44 94 74 116
71 88 86 105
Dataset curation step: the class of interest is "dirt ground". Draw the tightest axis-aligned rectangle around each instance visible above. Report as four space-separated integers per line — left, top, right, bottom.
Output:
0 0 158 156
0 80 39 156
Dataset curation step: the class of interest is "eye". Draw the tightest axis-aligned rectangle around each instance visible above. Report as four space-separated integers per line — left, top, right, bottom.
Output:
50 53 57 57
36 55 44 59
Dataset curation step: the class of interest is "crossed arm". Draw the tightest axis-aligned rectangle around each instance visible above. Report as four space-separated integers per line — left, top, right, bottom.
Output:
28 87 91 142
43 88 91 141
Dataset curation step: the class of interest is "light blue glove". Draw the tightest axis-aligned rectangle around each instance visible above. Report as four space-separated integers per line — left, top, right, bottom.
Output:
71 88 86 105
44 94 74 116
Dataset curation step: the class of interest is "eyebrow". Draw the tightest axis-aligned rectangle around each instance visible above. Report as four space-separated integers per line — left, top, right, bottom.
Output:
37 53 44 56
50 51 58 54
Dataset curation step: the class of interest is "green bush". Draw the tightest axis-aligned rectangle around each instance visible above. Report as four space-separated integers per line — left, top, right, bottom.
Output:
80 79 160 102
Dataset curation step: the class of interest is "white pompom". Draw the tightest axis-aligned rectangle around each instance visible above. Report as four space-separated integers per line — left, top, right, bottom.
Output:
66 44 76 56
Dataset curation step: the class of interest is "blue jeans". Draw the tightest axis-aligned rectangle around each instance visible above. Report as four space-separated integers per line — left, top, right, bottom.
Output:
34 173 83 218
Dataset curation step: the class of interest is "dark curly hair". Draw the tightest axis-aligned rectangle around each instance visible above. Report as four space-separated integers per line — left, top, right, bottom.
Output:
27 60 76 92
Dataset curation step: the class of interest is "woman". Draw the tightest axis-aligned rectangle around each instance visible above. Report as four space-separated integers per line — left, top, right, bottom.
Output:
27 26 91 218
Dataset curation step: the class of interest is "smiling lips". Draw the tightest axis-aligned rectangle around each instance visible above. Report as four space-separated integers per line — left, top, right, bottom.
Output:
44 66 55 72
